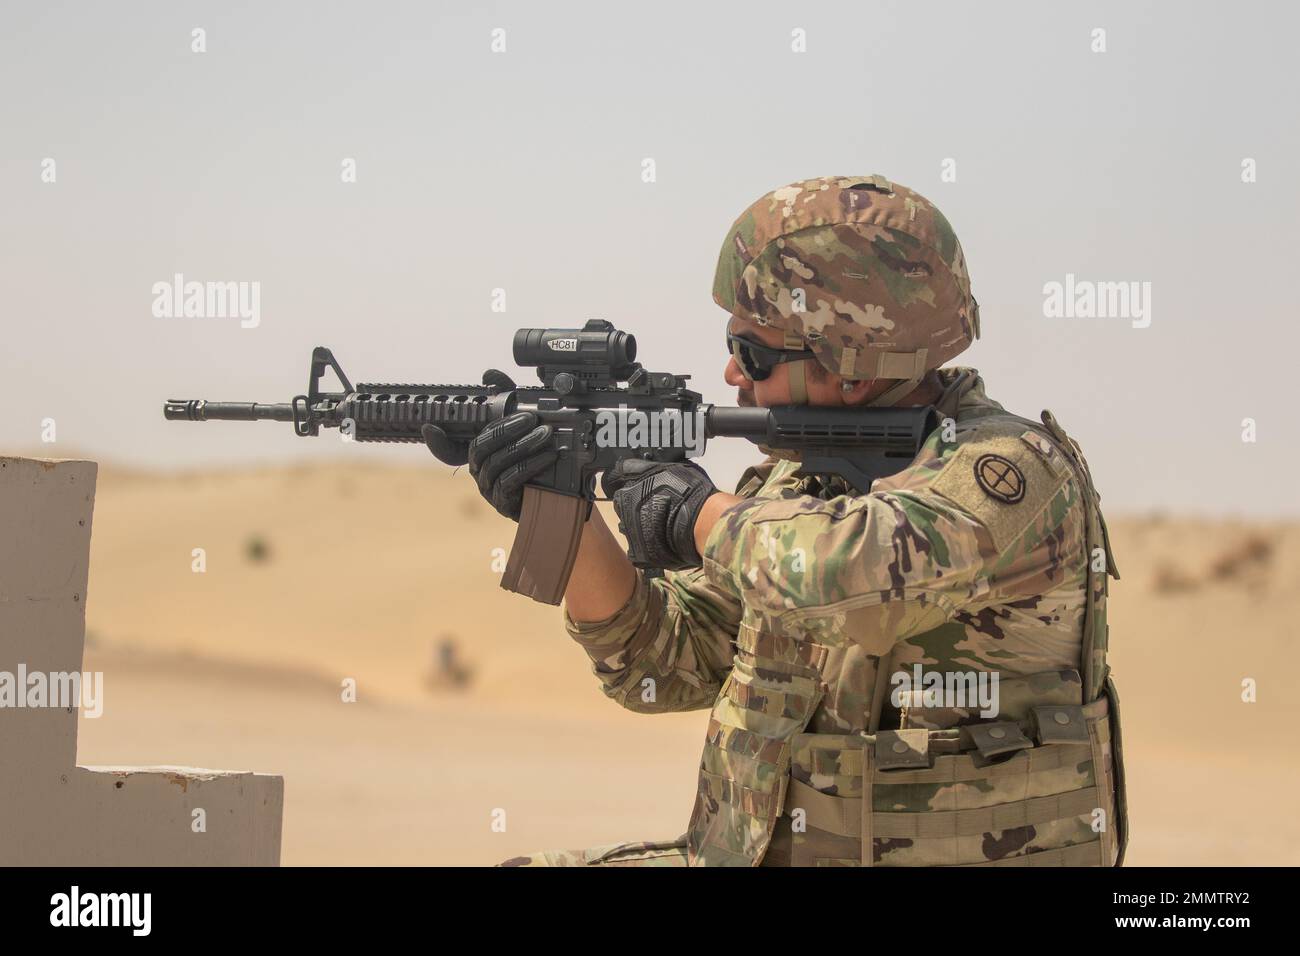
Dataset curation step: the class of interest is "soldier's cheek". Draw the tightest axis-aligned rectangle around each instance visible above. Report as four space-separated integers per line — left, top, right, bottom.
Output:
754 376 787 409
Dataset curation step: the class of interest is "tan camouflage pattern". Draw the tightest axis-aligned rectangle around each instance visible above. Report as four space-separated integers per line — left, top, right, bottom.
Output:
498 837 689 867
554 369 1122 867
712 175 979 381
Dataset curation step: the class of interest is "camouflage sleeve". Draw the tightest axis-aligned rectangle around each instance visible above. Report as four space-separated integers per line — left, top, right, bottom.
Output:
562 566 741 714
700 487 994 657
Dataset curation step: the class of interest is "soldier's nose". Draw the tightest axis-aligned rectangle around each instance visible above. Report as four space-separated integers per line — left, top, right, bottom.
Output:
724 355 748 388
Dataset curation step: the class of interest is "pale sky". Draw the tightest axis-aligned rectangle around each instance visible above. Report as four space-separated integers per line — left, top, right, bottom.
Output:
2 0 1296 515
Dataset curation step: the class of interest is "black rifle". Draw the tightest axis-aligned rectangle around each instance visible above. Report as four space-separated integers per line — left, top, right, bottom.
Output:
164 319 938 604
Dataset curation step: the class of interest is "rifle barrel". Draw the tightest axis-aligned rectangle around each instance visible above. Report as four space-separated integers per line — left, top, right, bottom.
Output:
164 400 296 422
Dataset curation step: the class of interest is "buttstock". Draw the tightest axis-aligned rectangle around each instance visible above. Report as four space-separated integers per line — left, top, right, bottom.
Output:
500 486 592 605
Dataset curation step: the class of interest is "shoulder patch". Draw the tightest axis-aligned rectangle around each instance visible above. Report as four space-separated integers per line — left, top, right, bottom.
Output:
929 430 1071 553
973 454 1025 503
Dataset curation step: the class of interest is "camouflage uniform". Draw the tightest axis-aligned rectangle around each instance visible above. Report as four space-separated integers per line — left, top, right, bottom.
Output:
507 177 1127 867
500 838 689 868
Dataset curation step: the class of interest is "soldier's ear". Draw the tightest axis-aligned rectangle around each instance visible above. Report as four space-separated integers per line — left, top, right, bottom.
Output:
840 378 879 405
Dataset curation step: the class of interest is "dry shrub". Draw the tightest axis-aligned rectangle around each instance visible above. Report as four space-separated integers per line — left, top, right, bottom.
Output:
244 534 271 563
1152 563 1199 593
1208 533 1274 582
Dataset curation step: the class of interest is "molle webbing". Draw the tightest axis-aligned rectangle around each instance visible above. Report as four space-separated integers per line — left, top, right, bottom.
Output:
962 842 1102 867
871 787 1102 840
1036 410 1116 703
780 696 1117 867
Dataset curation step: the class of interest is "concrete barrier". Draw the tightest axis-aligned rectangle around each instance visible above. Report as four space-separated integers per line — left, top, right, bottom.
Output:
0 457 283 865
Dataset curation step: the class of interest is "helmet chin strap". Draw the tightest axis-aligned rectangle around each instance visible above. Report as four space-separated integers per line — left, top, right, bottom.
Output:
786 359 809 405
790 351 925 407
865 372 925 407
863 348 930 407
791 360 920 407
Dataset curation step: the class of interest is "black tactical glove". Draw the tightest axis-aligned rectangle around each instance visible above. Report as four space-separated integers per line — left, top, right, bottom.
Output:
421 370 557 521
602 459 717 571
420 369 517 467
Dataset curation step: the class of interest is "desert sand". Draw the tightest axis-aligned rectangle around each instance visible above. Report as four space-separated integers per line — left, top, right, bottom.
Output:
72 460 1300 865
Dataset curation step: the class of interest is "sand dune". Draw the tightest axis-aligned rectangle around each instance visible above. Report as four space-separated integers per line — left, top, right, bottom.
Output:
73 461 1300 865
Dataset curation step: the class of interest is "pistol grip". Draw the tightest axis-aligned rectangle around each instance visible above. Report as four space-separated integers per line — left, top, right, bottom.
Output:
500 485 592 605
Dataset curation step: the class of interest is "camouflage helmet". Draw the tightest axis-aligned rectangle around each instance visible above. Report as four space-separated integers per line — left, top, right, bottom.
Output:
713 175 979 404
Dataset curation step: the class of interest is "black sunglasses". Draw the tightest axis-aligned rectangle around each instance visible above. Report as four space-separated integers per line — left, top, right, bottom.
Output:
726 330 818 381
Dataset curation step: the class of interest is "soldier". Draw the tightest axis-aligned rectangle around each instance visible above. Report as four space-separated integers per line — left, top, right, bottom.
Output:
424 175 1127 867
